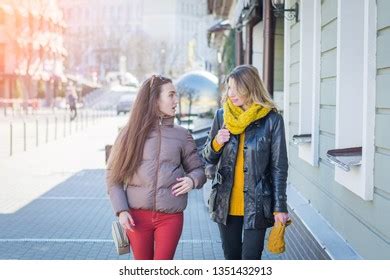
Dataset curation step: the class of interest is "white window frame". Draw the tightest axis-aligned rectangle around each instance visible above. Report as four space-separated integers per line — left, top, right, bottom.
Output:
297 0 320 166
335 0 376 200
283 0 291 154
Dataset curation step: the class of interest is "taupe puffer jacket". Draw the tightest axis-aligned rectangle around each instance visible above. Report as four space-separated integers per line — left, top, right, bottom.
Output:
106 116 206 215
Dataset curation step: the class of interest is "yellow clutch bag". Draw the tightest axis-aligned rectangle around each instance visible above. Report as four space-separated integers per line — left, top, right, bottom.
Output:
267 220 292 254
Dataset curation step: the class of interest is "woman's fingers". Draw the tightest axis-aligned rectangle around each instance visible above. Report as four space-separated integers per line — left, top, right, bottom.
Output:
128 214 135 227
172 185 187 196
173 185 191 196
171 180 185 190
218 130 230 137
119 212 135 232
172 180 192 196
217 129 230 144
274 213 289 225
121 220 132 231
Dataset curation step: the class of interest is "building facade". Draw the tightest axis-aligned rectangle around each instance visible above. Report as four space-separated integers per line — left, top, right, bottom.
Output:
208 0 390 259
59 0 217 80
283 0 389 259
0 0 66 103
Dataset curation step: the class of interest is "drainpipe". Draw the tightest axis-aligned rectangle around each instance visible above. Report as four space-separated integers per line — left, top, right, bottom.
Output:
246 22 254 64
235 29 244 65
263 0 275 96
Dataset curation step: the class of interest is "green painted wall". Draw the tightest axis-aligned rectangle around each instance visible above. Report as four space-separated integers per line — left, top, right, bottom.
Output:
274 18 284 91
287 0 390 259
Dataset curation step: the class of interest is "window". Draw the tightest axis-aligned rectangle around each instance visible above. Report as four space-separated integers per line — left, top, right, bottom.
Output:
330 0 376 200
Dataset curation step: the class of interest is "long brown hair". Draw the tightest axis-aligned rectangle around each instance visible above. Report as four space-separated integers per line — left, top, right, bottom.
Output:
222 64 277 110
107 75 172 187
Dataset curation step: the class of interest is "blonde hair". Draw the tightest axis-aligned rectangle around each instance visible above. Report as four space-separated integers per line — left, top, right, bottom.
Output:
222 64 277 110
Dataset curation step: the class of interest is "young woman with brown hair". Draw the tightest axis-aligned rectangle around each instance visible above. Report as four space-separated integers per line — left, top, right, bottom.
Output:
106 75 206 260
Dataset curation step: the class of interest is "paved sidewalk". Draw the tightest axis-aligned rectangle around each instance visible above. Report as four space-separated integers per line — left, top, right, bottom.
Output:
0 116 278 260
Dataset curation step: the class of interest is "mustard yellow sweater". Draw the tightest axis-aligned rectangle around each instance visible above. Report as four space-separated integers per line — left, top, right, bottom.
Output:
212 135 245 216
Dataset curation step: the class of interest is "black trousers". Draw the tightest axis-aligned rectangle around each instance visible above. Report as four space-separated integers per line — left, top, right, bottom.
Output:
218 215 267 260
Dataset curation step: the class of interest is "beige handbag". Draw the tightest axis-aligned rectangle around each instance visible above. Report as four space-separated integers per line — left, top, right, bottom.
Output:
111 221 130 255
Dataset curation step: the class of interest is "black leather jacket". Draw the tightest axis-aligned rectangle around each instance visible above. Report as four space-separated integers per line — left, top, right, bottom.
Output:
202 108 288 229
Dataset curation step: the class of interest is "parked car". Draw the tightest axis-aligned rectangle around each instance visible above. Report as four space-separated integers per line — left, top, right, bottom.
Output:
116 94 135 115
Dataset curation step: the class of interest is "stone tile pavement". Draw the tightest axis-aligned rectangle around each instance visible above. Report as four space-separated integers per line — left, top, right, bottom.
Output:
0 115 279 260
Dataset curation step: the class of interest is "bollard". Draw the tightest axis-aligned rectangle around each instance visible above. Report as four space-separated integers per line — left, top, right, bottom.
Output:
63 115 66 137
36 119 39 147
23 122 26 151
75 113 78 132
46 117 49 143
79 111 82 130
81 111 84 130
81 111 84 129
105 145 113 164
55 117 57 140
10 123 13 156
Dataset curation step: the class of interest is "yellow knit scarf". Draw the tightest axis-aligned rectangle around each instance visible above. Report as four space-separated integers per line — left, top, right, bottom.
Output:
223 98 271 134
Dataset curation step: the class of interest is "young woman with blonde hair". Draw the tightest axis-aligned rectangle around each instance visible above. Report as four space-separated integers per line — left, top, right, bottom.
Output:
107 75 206 260
203 64 289 260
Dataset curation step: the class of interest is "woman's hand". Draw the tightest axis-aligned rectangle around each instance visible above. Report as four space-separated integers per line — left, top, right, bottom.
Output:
274 212 289 225
215 128 230 145
119 211 135 232
171 176 194 196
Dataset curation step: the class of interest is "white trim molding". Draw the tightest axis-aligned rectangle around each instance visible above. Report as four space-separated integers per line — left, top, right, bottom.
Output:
335 0 376 200
297 0 320 166
287 183 361 259
283 0 292 155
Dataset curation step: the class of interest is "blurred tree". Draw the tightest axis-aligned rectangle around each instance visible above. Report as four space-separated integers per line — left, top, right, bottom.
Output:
37 80 45 99
222 31 235 74
14 78 23 99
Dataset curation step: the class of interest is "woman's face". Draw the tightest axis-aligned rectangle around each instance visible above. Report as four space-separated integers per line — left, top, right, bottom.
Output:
227 78 247 107
158 82 178 117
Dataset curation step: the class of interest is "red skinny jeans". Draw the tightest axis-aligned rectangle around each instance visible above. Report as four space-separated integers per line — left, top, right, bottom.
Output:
126 208 183 260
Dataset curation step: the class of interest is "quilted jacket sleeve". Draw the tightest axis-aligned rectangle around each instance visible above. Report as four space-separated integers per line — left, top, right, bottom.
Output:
202 109 224 165
270 113 289 213
182 131 207 189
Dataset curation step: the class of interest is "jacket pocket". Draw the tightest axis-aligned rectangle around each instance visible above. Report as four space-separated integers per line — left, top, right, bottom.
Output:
256 178 273 220
208 171 221 213
257 136 271 152
262 188 273 219
208 187 218 213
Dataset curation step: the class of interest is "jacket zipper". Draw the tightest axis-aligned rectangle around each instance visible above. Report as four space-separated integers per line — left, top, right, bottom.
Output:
153 117 163 212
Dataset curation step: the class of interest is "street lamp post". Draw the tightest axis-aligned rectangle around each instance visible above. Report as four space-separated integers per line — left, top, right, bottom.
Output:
160 48 166 75
271 0 299 22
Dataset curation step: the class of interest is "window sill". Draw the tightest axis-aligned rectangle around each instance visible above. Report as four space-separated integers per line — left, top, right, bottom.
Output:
293 134 312 145
326 147 362 172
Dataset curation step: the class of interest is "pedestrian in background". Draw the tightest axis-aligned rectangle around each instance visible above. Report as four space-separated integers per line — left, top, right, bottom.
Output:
66 82 77 121
202 64 289 260
106 75 206 260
